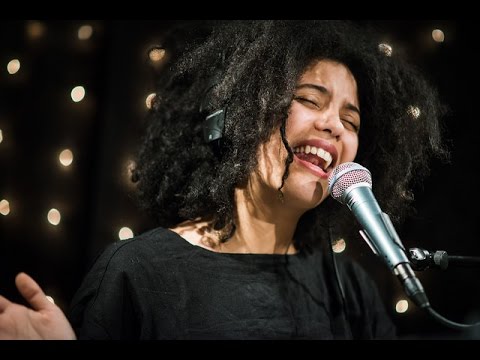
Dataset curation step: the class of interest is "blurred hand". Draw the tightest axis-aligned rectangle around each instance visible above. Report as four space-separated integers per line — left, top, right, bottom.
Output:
0 273 76 340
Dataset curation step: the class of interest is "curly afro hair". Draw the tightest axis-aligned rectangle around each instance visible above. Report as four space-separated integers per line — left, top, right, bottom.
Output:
132 20 449 248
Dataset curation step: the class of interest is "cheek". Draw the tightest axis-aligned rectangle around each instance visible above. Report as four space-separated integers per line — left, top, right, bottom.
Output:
285 104 308 135
340 135 359 163
255 135 287 186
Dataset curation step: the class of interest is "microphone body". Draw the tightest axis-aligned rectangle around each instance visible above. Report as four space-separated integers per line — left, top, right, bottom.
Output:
342 185 409 270
328 162 430 308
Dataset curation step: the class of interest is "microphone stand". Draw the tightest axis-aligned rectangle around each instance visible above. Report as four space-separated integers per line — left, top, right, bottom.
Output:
406 247 480 333
408 247 480 271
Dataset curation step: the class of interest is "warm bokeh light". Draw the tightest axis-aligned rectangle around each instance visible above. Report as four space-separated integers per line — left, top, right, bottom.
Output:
46 296 55 304
148 47 166 62
432 29 445 43
378 43 393 57
59 149 74 167
119 227 134 240
71 86 86 102
395 299 409 313
78 25 93 40
126 159 136 176
7 59 21 75
407 105 421 119
332 238 346 253
145 93 156 109
26 21 46 39
0 129 3 144
0 199 10 216
124 159 137 185
47 208 61 226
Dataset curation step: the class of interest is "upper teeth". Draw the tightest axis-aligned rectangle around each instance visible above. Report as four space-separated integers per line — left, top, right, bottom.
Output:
293 145 333 169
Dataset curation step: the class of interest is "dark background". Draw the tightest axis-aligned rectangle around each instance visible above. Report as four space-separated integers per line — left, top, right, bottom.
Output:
1 20 478 339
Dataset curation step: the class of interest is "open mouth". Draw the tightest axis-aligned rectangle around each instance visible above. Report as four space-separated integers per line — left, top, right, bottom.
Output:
293 145 334 173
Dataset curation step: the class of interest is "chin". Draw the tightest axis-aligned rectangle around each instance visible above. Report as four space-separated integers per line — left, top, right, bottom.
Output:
283 189 327 211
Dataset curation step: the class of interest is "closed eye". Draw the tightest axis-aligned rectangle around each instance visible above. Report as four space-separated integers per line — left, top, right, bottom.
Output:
294 95 360 133
342 119 359 133
293 96 320 108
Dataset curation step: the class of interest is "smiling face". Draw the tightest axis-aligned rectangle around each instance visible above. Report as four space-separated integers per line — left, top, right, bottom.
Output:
252 59 360 213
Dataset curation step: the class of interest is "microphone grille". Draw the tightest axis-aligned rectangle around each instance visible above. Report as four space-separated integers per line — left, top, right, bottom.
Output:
328 162 372 202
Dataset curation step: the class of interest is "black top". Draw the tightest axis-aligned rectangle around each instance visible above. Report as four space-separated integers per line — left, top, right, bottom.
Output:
68 227 396 340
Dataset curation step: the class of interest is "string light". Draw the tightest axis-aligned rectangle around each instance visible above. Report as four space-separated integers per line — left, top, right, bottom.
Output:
123 159 137 187
78 25 93 40
145 93 156 109
47 208 61 226
395 299 409 313
0 199 10 216
378 43 393 57
407 105 421 119
432 29 445 43
118 227 134 240
71 86 86 102
332 238 346 253
26 21 46 39
7 59 21 75
0 129 3 144
148 47 166 62
59 149 74 167
126 159 136 177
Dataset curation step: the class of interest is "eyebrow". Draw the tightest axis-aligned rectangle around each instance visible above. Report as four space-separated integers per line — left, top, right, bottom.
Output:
296 83 361 116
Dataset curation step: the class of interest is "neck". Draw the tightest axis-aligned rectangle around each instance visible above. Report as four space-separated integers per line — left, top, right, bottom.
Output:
220 186 302 255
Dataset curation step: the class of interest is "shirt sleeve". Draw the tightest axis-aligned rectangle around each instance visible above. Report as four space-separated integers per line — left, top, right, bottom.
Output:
68 242 140 340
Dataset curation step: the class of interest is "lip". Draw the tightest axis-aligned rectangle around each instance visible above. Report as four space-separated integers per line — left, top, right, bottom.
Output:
292 138 338 168
293 155 331 179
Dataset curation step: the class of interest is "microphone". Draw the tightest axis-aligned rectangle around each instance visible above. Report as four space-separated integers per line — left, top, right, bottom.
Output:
328 162 430 308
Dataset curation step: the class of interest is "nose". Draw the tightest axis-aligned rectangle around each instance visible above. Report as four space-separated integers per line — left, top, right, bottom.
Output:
313 110 344 138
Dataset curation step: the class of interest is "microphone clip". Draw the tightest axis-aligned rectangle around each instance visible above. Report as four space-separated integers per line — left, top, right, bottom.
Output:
408 247 480 270
408 248 448 270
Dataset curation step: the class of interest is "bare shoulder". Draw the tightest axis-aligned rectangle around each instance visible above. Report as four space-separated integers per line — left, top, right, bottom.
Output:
169 219 220 251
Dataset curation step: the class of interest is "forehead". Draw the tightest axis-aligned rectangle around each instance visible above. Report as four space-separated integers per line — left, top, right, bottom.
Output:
301 59 354 80
299 59 359 102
